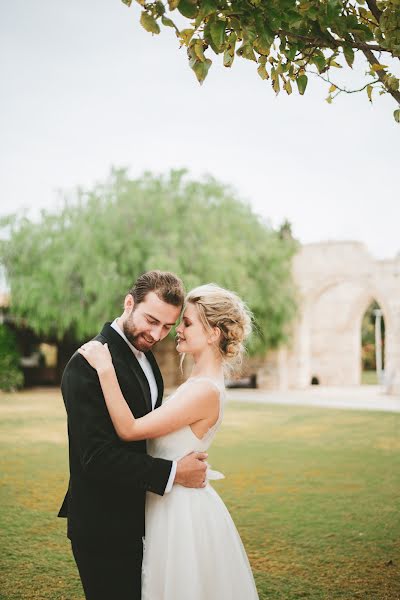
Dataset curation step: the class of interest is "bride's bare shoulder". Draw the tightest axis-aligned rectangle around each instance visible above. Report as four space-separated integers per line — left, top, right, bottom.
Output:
169 378 221 406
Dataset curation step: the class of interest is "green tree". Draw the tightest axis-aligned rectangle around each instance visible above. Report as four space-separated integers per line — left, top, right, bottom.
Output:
123 0 400 119
0 169 298 355
0 324 24 391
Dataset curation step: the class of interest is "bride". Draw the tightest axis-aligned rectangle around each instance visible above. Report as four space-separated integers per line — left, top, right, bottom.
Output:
79 284 259 600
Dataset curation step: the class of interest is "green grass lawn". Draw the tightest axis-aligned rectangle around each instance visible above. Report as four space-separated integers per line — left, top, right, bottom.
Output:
361 371 379 385
0 388 399 600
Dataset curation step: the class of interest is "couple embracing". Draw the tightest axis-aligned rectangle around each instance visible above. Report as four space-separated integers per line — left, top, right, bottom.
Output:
58 270 259 599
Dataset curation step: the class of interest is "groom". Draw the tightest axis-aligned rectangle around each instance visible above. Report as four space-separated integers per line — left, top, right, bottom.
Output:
58 271 208 600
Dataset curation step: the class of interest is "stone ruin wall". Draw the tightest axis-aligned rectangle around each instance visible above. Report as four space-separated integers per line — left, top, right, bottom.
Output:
255 241 400 394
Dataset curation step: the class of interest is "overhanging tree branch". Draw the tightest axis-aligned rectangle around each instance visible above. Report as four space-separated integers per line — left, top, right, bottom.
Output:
362 48 400 104
279 30 390 53
123 0 400 117
310 70 378 94
365 0 382 24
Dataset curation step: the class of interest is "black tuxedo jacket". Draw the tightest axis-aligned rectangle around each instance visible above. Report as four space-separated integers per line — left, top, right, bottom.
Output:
58 322 172 548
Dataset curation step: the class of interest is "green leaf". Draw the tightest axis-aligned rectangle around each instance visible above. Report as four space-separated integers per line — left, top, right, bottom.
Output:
154 1 165 16
350 23 374 41
210 19 226 49
257 64 269 80
237 42 257 62
224 48 234 67
306 6 318 20
229 16 242 36
203 21 219 54
394 108 400 123
191 57 212 84
271 67 280 93
268 9 282 30
284 45 297 61
367 84 373 102
254 36 272 55
223 33 237 68
272 77 280 94
296 74 308 95
179 28 195 45
313 53 326 73
329 84 337 93
284 79 292 94
192 39 206 62
121 0 132 6
370 63 388 71
178 0 198 18
285 10 305 27
168 0 180 8
327 0 341 20
161 15 176 28
140 11 160 34
199 0 215 18
343 45 355 68
385 75 399 92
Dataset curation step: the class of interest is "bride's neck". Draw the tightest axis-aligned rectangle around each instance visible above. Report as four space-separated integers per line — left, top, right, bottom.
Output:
189 347 223 380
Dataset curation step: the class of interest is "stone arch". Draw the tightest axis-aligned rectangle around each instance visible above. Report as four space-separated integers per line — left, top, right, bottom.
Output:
308 277 393 333
346 288 392 333
300 278 391 386
356 295 386 377
285 243 400 392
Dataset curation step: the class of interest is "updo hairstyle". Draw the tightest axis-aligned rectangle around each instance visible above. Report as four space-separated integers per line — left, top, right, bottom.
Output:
184 284 252 373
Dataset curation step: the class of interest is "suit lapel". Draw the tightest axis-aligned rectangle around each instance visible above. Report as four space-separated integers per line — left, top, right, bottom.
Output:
99 323 152 414
145 350 164 409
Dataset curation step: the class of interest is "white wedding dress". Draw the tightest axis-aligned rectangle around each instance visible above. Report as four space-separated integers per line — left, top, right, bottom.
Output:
142 377 259 600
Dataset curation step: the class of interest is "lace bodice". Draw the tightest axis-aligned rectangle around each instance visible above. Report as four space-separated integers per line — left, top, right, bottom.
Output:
147 377 225 462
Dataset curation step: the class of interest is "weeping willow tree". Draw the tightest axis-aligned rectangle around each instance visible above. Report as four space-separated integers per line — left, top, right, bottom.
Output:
0 169 298 359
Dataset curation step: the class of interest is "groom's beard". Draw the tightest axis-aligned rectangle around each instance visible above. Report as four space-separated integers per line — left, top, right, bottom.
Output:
122 312 156 352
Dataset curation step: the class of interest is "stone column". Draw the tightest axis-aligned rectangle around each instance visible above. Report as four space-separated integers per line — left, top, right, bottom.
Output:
287 306 311 389
385 303 400 395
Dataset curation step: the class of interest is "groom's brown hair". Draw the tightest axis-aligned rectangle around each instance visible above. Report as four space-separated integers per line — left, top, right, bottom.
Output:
129 270 185 307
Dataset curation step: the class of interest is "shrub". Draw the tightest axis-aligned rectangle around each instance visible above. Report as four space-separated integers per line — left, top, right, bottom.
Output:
0 324 24 391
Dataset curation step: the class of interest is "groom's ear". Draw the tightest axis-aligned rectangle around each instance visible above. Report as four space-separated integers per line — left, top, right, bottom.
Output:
124 294 135 312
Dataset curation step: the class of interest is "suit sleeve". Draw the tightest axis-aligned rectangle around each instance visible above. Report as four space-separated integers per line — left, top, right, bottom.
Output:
62 354 172 496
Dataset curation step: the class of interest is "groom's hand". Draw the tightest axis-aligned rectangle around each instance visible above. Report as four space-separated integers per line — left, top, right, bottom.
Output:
175 452 208 488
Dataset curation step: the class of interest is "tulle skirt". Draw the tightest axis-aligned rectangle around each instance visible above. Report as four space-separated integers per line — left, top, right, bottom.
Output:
142 483 259 600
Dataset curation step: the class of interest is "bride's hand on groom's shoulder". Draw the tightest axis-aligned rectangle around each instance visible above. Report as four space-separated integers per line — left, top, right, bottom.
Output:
78 341 113 374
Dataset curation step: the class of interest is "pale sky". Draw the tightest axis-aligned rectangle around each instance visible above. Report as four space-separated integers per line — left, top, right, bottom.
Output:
1 0 399 260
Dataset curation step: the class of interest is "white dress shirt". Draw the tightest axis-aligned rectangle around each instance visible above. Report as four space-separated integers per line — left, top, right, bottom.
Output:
111 318 176 492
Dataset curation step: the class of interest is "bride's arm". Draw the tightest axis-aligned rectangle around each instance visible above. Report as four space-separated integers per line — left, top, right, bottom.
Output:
79 341 218 442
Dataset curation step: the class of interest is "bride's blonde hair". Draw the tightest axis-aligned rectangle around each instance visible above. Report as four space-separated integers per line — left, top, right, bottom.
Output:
181 284 252 374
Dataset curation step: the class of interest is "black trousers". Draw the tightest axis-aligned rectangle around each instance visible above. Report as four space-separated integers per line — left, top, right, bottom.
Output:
71 540 143 600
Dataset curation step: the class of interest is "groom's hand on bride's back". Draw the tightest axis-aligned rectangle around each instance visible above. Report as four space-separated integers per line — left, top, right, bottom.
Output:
175 452 208 488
